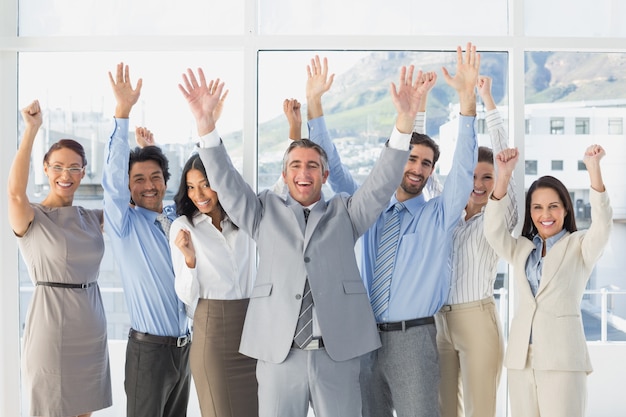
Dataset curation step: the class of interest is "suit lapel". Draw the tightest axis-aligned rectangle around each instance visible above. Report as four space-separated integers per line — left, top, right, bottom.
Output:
303 199 326 248
536 233 571 297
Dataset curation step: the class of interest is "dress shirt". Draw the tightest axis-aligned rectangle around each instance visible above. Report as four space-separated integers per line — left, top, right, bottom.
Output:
526 228 567 297
170 212 255 319
318 114 477 322
102 118 188 337
447 109 518 304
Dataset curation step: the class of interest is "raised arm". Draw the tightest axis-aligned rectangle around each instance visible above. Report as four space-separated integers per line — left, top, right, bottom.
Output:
583 144 606 193
283 98 302 140
437 43 480 228
102 63 143 236
491 148 519 200
413 71 437 134
8 100 42 236
442 42 480 117
478 75 518 229
306 55 358 195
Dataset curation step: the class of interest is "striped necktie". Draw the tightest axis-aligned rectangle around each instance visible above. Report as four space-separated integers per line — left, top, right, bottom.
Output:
370 202 405 319
293 279 314 348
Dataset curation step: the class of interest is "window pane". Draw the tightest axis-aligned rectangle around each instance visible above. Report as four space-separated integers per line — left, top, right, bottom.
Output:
259 0 507 35
576 117 590 134
18 51 244 342
19 0 243 36
525 0 626 37
524 51 626 342
257 49 508 190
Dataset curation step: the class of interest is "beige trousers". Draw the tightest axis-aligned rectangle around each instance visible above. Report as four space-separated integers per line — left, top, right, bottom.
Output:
435 297 504 417
508 346 587 417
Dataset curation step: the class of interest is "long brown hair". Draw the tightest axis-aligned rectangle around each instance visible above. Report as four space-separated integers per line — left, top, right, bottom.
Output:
522 175 577 240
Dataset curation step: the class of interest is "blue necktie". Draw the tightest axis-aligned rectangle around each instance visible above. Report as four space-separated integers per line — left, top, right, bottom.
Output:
370 202 404 319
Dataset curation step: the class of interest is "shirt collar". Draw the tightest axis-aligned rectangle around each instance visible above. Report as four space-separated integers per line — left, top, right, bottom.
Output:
389 193 426 216
532 228 568 252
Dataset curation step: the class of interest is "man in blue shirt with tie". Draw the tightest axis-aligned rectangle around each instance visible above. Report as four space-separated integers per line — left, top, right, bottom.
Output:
308 45 479 417
103 62 190 417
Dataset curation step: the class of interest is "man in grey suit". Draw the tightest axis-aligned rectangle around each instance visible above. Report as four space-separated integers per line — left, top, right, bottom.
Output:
178 65 426 417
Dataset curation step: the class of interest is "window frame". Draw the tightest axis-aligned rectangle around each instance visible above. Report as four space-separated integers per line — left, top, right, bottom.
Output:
3 0 626 415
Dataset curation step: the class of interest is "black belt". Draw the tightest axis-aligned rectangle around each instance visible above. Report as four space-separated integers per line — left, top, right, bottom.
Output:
377 316 435 332
129 328 191 348
36 281 96 289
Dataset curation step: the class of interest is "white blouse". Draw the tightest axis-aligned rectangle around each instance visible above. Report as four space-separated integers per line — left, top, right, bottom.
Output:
170 212 255 317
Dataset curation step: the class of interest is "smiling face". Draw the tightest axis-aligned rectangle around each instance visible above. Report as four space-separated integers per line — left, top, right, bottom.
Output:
468 161 495 208
129 160 166 212
44 148 85 200
530 187 567 240
282 146 329 207
186 169 220 217
397 144 435 201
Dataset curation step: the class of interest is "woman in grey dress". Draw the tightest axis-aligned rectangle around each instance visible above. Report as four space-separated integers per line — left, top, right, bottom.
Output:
8 100 111 417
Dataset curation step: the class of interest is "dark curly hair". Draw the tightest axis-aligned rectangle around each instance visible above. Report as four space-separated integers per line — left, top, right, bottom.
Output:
129 145 171 184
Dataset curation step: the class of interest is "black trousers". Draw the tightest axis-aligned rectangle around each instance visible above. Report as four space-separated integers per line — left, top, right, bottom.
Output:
125 332 191 417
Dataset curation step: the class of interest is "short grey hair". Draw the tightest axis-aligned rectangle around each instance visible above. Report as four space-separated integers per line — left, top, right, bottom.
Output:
281 139 330 175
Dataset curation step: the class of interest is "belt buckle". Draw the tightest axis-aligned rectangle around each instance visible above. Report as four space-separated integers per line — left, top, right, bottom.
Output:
303 339 321 350
176 335 189 347
80 283 90 289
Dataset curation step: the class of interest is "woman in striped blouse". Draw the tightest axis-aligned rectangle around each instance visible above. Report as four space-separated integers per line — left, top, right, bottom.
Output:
434 76 519 417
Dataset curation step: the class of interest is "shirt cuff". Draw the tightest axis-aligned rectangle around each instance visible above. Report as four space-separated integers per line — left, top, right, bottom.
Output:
197 128 221 148
388 126 411 150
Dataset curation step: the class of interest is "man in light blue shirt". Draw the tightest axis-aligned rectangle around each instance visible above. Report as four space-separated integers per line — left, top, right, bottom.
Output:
308 46 480 417
103 63 190 417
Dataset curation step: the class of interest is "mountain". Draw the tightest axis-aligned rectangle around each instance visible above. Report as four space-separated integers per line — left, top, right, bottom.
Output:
255 50 626 171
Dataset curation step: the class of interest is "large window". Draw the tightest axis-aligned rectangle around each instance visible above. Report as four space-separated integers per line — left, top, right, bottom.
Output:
3 0 626 416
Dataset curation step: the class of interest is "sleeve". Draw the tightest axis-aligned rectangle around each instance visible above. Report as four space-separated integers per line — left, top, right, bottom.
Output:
486 109 518 232
581 189 613 267
484 193 518 264
439 115 478 230
101 118 132 237
413 111 426 134
169 219 200 318
196 143 263 239
307 116 359 194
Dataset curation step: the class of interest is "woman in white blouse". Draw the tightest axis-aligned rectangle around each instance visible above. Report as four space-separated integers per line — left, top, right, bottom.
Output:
170 153 257 417
434 76 518 417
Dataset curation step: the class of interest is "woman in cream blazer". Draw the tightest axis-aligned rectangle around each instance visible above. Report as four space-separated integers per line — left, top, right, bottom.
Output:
484 145 612 417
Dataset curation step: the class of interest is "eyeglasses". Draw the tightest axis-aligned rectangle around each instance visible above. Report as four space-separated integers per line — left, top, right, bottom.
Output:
46 164 85 175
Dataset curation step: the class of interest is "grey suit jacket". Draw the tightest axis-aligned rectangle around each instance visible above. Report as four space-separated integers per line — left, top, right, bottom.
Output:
484 189 612 373
198 142 409 363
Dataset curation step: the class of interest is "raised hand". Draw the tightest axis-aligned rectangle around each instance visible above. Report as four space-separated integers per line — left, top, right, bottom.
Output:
492 147 519 200
283 98 302 140
477 75 496 110
583 144 605 167
391 65 425 133
495 147 519 178
213 88 229 123
108 62 142 118
178 68 225 136
135 126 155 148
174 229 196 268
306 56 335 119
442 43 480 116
21 100 43 131
583 144 606 192
416 71 437 113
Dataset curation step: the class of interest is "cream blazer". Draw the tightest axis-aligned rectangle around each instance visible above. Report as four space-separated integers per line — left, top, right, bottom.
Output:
484 189 612 373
